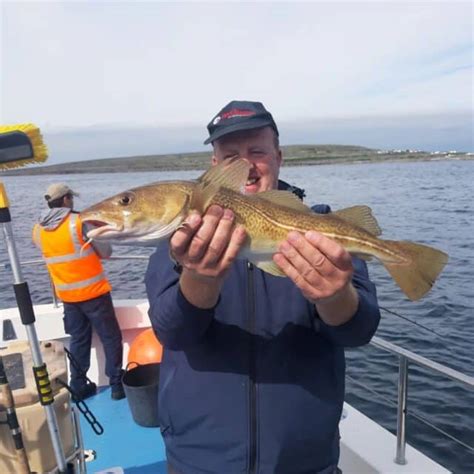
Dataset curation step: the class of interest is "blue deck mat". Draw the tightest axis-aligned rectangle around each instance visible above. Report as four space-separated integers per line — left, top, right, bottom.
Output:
81 387 167 473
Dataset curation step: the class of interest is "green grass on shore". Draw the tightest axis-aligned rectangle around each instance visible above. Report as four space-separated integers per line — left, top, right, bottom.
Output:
1 144 470 176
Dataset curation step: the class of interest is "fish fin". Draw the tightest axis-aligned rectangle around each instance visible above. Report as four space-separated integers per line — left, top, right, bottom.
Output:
253 260 287 277
333 206 382 236
190 158 250 212
188 181 220 213
382 240 448 301
256 190 313 212
197 157 250 193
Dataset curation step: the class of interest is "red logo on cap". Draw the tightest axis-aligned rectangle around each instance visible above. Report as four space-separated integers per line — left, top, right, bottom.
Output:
221 109 255 120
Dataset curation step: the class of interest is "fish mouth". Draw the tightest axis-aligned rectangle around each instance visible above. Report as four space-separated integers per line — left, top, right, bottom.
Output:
84 220 124 239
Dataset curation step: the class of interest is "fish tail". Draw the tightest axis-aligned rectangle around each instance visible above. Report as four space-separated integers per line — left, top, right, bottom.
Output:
382 240 448 301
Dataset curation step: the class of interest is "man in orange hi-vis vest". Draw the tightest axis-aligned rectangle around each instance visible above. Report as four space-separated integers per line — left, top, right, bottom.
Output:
33 183 125 401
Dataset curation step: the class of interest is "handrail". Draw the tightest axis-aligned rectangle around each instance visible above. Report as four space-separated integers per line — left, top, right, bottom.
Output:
0 255 151 307
0 255 151 269
367 335 474 465
370 336 474 389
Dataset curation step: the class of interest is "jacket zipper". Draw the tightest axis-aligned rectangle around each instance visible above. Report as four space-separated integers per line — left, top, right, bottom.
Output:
247 262 257 474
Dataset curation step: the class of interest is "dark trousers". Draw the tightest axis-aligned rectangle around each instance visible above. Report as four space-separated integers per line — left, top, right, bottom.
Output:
63 292 123 390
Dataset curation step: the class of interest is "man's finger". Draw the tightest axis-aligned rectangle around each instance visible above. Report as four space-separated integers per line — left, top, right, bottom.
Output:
304 231 352 271
273 252 318 295
220 225 247 268
171 213 202 256
283 232 334 278
204 209 236 265
188 206 224 262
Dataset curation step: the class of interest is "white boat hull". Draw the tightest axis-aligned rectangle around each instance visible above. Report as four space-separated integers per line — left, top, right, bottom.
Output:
0 299 152 386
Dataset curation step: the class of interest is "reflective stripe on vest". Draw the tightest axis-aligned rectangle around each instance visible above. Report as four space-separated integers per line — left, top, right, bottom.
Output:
69 214 81 251
55 273 107 291
43 247 94 264
35 212 111 302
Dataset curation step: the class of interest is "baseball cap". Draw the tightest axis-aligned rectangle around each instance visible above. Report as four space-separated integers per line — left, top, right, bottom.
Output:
44 183 79 202
204 100 279 145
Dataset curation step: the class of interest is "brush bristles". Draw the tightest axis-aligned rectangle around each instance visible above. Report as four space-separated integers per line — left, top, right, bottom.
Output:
0 157 46 170
0 123 49 168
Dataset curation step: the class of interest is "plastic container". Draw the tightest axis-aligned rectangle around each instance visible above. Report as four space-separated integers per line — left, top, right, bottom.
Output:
122 363 160 427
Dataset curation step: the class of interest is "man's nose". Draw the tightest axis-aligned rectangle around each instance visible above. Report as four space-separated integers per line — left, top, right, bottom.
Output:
240 158 256 171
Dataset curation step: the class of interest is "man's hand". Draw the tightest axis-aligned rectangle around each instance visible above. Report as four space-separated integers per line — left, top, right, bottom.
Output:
273 230 359 326
170 205 247 308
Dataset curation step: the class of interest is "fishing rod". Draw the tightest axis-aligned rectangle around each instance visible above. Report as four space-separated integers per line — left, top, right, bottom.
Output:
379 305 444 338
0 124 68 472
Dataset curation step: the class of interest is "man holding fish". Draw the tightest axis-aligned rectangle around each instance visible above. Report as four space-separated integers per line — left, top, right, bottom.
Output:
81 99 447 472
145 101 380 474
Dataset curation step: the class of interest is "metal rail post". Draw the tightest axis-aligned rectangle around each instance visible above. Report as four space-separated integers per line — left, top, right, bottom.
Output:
395 355 408 464
50 276 59 308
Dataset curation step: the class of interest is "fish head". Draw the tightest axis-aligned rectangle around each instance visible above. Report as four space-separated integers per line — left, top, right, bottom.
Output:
80 181 191 245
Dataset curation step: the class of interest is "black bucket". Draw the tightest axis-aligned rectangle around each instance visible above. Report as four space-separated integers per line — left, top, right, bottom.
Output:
122 362 160 427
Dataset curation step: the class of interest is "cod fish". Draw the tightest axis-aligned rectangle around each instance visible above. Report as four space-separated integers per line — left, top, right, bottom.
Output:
80 158 448 301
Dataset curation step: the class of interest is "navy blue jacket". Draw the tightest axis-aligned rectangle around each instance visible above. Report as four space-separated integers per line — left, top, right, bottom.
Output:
145 203 380 474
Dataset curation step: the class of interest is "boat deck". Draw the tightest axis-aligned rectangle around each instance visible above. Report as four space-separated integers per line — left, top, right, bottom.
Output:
0 303 455 473
81 388 448 474
81 387 166 473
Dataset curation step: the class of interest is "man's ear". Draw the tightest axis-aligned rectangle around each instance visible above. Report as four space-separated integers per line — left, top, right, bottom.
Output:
277 148 283 166
211 155 218 166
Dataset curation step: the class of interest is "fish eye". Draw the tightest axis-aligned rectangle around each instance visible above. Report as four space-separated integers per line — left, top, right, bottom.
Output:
118 192 133 206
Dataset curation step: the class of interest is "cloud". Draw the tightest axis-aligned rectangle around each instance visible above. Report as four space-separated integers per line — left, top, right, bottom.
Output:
1 1 472 129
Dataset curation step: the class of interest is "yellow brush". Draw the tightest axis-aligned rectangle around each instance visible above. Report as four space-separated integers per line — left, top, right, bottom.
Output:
0 123 48 171
0 124 68 471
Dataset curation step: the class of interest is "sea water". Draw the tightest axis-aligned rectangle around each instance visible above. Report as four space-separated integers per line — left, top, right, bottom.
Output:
1 159 473 472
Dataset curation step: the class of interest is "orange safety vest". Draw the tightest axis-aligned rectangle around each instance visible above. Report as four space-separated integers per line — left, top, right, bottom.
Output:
32 212 111 303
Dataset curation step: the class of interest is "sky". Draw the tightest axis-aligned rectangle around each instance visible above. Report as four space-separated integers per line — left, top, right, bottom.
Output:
1 1 473 163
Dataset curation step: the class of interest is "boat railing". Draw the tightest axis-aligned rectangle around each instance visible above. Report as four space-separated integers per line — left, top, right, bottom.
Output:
3 256 151 269
1 255 151 307
350 335 474 465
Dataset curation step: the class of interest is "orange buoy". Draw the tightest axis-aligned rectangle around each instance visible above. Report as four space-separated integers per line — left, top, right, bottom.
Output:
127 328 163 367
